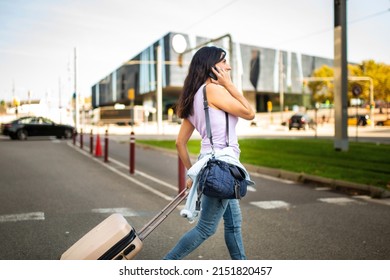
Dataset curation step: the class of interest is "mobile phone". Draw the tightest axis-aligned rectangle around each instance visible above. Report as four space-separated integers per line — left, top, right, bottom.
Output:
208 66 219 80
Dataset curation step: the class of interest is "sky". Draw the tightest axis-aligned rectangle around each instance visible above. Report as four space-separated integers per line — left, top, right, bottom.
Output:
0 0 389 104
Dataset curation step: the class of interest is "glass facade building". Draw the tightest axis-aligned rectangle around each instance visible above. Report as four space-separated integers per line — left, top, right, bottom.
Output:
91 32 333 120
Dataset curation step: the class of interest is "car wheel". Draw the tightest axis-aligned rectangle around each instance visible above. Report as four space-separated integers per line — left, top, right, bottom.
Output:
64 129 73 139
17 129 28 140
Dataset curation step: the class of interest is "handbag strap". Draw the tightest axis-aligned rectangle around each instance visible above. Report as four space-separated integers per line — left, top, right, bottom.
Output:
202 85 229 154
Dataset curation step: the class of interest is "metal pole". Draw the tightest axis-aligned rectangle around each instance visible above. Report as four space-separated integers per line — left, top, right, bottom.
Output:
315 108 318 138
58 78 62 124
370 78 374 127
156 45 163 135
355 104 358 142
80 128 83 149
129 131 135 174
74 47 80 133
333 0 349 151
104 129 109 163
90 129 93 154
279 51 284 122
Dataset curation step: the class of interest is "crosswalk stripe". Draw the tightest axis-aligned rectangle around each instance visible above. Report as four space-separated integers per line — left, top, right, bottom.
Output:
91 208 138 217
318 197 363 205
250 200 291 210
0 212 45 223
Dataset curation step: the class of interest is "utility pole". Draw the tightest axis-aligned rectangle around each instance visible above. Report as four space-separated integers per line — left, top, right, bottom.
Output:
279 51 284 123
333 0 348 151
156 45 163 134
59 77 62 124
74 47 80 132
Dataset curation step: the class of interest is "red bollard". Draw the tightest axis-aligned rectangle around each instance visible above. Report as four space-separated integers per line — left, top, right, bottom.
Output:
90 129 93 154
129 131 135 174
104 129 109 163
80 128 83 149
178 157 186 195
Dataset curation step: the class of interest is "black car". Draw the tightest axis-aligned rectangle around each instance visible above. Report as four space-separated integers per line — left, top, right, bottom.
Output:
348 115 371 126
288 113 316 130
1 116 75 140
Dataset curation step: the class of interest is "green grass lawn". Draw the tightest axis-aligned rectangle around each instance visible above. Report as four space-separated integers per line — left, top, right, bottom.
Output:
138 138 390 189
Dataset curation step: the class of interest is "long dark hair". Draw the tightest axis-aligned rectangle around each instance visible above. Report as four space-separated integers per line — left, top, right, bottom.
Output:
176 46 226 119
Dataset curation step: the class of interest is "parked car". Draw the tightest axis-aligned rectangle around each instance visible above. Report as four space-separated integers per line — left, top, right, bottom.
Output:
347 115 371 126
288 113 316 130
1 116 75 140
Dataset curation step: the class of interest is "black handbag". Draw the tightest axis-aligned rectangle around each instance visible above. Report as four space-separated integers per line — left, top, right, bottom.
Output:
196 85 248 210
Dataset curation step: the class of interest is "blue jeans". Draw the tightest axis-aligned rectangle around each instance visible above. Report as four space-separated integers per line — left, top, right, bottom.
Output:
163 195 246 260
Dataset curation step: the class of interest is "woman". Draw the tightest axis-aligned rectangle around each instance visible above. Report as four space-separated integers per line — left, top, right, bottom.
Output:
163 46 255 260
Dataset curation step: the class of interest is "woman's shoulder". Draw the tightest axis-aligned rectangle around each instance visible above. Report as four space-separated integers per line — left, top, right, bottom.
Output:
205 83 225 92
205 83 228 99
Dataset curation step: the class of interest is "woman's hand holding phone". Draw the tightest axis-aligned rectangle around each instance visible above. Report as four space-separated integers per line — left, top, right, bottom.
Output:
210 66 233 88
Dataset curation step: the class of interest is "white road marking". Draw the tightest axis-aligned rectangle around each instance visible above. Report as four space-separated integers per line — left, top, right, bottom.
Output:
68 142 174 201
91 208 138 217
0 212 45 223
108 157 177 191
251 172 295 184
318 197 364 205
250 200 291 210
315 187 333 191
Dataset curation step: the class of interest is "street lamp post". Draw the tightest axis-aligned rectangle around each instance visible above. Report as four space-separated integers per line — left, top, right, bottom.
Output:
74 47 80 133
174 33 233 78
279 51 284 124
156 45 163 134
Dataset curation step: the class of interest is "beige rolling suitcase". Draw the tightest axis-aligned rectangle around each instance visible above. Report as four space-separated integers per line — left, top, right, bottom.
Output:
60 189 187 260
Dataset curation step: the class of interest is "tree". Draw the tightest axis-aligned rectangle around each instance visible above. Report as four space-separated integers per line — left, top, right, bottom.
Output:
309 65 334 103
0 100 6 115
359 60 390 103
308 60 390 105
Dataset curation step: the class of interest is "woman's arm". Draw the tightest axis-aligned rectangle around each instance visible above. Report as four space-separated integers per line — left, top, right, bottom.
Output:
175 118 195 170
208 68 255 120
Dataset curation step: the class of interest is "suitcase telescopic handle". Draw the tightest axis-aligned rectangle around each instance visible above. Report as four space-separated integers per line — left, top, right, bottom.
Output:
138 189 188 241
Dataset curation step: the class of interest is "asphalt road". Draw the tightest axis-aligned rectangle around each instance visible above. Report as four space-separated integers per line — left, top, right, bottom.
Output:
0 136 389 260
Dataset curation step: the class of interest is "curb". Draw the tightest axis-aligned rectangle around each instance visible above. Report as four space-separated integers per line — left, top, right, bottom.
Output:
244 163 390 199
